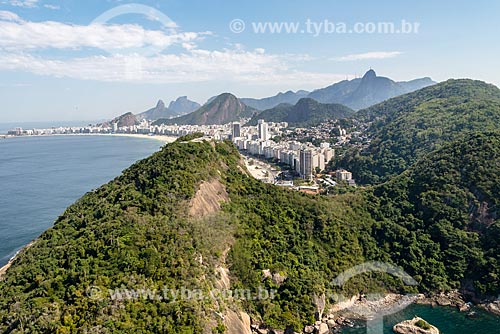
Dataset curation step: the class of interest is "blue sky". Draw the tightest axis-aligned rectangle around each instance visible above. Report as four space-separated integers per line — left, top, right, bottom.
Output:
0 0 499 122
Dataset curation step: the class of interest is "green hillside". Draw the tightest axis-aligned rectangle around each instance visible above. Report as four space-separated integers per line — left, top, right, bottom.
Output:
1 130 499 332
246 98 354 127
337 79 500 184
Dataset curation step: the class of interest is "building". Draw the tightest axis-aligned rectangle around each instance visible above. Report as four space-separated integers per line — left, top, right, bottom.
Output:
336 169 353 181
299 149 314 180
258 119 269 141
232 122 241 139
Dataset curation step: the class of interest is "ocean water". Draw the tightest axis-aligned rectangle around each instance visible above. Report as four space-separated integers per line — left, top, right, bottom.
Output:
341 303 500 333
0 135 163 267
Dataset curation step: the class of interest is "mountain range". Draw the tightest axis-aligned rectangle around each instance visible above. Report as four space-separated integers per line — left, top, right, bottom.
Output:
241 70 435 111
246 98 354 127
136 96 201 121
114 70 434 126
154 93 257 125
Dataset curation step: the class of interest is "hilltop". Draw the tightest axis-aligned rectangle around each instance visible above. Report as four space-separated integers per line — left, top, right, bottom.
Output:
155 93 257 125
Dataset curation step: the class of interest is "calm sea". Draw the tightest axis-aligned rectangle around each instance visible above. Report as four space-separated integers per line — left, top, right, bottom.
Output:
341 301 500 333
0 134 163 267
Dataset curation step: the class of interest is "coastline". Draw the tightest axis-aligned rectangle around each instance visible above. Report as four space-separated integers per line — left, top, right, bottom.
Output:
0 133 177 279
0 241 35 280
0 133 178 144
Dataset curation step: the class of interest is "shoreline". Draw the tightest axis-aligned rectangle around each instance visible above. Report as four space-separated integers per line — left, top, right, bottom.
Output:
0 133 178 144
0 241 35 280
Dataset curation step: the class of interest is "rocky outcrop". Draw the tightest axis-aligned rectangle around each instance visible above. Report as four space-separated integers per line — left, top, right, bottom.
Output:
482 301 500 316
189 179 229 218
393 317 439 334
415 291 468 312
224 310 252 334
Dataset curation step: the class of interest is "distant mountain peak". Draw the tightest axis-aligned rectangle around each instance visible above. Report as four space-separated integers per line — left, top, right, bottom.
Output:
156 100 165 109
155 93 256 125
363 69 377 79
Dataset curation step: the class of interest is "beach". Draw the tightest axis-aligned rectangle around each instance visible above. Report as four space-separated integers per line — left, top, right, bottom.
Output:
1 133 178 144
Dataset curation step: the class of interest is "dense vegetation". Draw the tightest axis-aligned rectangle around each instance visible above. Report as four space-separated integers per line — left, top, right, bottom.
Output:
337 79 500 184
1 131 499 333
246 98 354 127
0 79 499 333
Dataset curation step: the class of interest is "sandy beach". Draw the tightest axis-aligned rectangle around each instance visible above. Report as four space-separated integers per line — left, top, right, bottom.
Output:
102 133 177 144
0 133 178 144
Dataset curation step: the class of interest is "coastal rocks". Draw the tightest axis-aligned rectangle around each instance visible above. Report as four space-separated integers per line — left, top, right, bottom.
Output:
393 317 439 334
482 300 500 316
416 290 467 311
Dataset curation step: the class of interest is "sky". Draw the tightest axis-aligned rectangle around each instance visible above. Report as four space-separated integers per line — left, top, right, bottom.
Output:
0 0 499 122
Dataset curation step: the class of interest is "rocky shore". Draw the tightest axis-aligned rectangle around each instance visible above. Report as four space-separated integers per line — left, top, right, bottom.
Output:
393 317 439 334
247 290 500 334
415 290 500 316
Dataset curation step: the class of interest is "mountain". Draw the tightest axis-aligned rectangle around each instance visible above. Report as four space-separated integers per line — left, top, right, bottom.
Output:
111 112 139 127
136 100 170 121
337 79 500 184
246 98 354 127
1 133 499 333
185 71 432 114
137 97 200 121
308 70 436 110
155 93 257 125
241 90 310 110
168 96 201 115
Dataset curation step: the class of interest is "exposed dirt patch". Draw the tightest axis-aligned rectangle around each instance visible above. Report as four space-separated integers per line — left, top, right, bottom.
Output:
189 179 229 218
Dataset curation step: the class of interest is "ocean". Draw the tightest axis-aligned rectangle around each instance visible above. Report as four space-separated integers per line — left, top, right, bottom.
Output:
341 301 500 333
0 134 163 267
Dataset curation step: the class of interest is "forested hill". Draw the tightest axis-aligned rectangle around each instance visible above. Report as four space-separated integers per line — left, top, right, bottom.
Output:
246 98 354 127
0 133 499 333
337 79 500 184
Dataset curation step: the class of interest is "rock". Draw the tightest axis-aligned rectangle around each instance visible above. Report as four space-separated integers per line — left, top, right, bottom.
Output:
327 319 337 328
483 301 500 316
318 323 329 334
303 325 314 333
393 316 439 334
458 303 470 312
436 297 451 306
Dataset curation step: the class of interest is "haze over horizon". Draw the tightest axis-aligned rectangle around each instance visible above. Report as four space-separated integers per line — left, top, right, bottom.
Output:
0 0 499 122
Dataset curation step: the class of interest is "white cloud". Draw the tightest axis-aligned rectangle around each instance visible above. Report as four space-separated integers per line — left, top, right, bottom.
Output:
0 18 204 52
4 0 39 8
0 10 23 22
0 12 346 86
43 4 60 10
0 51 342 86
334 51 403 62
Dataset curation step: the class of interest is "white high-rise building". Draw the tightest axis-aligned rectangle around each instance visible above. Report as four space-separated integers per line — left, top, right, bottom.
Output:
258 119 269 141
